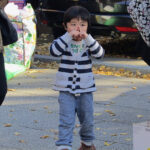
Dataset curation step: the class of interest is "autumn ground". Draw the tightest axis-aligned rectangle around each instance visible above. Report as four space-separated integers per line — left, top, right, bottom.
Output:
1 67 150 150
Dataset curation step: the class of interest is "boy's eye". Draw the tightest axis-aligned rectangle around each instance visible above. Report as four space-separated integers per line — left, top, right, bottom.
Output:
81 24 86 26
71 23 76 26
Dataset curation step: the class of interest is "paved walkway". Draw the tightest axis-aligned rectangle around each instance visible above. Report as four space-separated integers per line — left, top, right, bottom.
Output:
1 66 150 150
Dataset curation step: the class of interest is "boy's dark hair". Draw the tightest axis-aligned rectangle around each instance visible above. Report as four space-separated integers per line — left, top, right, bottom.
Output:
63 6 91 31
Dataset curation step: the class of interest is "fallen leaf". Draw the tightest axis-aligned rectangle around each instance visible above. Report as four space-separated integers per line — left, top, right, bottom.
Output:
136 71 142 76
30 108 36 111
137 115 143 118
73 131 77 135
110 101 115 104
26 69 42 74
14 132 21 136
53 130 58 135
125 138 131 141
111 134 117 136
40 135 50 139
120 133 128 135
53 136 58 140
94 113 102 116
19 140 25 143
75 124 80 128
50 129 58 135
27 75 36 79
104 141 111 146
10 109 14 112
114 86 118 88
105 110 116 116
8 89 16 92
4 124 12 127
96 128 101 130
105 110 112 113
48 111 53 114
119 68 125 73
132 87 137 90
104 141 117 146
34 120 38 123
43 106 49 109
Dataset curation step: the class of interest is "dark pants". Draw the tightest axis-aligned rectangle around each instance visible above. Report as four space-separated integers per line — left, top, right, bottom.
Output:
0 53 7 105
135 36 150 66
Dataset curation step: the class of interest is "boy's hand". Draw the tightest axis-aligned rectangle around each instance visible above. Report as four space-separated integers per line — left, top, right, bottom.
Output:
80 31 88 39
69 30 80 40
69 30 88 41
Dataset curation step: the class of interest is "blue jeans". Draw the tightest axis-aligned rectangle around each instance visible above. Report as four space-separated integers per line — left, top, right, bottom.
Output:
56 91 95 147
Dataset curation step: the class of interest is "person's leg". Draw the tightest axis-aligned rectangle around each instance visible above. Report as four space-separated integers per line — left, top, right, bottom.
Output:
56 91 76 150
0 53 7 106
135 35 150 66
76 92 95 145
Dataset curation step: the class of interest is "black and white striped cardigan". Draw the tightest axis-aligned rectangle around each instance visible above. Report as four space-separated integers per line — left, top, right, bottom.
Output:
50 32 105 94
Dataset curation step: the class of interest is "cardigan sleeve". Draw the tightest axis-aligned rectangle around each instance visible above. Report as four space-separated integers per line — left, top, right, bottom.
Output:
84 34 105 59
50 32 72 57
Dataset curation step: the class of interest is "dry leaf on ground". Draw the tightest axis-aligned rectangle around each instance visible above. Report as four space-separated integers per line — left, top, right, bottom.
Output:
120 133 128 135
40 135 50 139
105 110 116 116
137 115 143 118
94 113 102 116
19 140 25 143
14 132 21 136
96 128 101 130
4 124 12 127
125 138 131 141
8 89 16 92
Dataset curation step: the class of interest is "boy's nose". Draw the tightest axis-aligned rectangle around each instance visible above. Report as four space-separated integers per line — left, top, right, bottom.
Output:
76 26 80 31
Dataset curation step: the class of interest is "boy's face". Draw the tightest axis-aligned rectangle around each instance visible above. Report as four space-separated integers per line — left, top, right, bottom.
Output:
65 18 88 41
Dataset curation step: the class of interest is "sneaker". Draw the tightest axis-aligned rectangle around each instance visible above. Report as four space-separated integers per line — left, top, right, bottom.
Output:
78 143 96 150
57 145 71 150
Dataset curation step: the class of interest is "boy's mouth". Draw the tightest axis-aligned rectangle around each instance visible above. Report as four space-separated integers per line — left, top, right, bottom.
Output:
73 35 83 41
73 38 82 41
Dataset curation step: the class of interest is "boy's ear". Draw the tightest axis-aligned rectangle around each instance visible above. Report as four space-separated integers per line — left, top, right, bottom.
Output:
63 23 67 30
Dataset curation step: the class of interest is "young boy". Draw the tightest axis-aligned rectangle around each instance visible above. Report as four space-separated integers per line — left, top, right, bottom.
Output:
50 6 105 150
